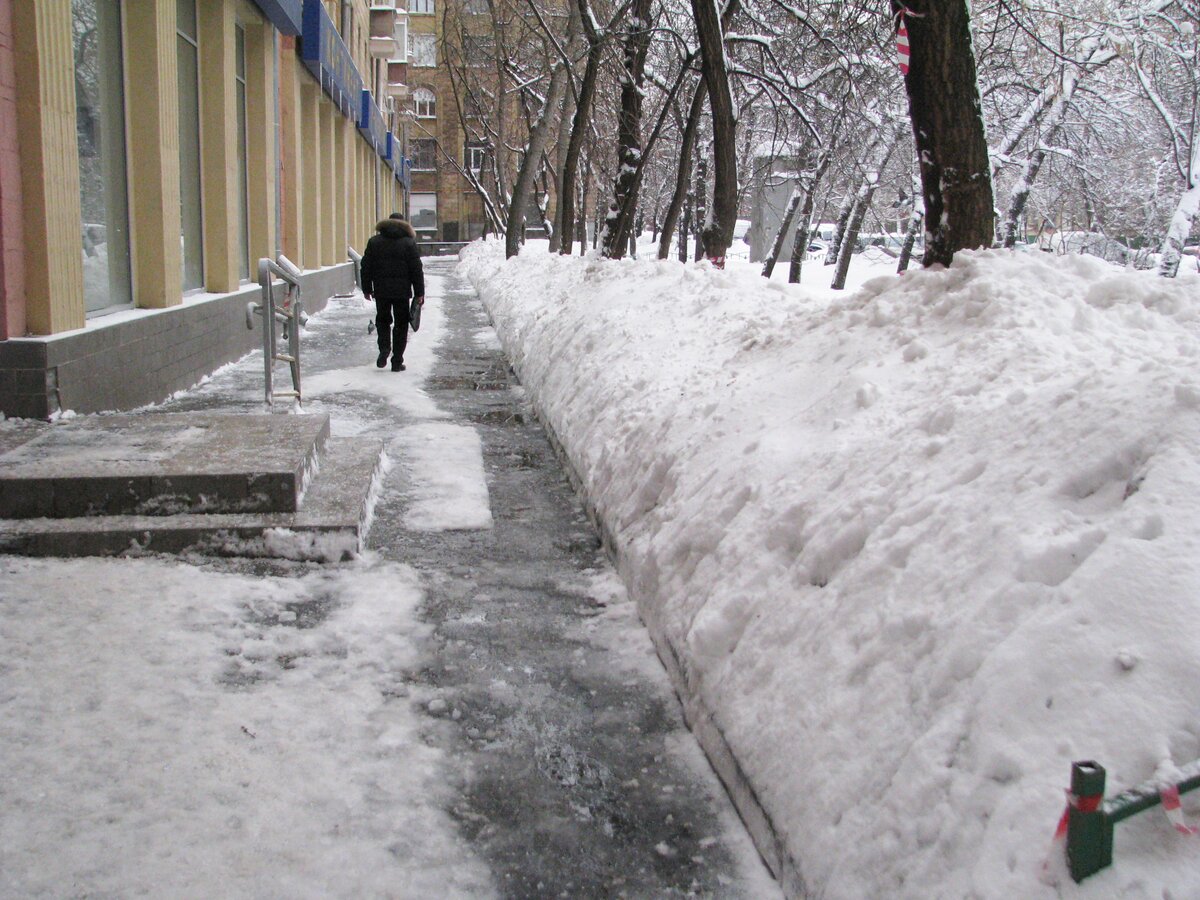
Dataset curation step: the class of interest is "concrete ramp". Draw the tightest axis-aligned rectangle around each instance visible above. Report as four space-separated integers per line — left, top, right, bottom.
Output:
0 413 382 562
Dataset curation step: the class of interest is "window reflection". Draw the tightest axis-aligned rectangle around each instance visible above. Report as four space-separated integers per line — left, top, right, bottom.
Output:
73 0 132 314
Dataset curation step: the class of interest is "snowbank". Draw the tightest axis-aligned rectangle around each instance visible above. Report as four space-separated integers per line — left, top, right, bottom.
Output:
460 239 1200 897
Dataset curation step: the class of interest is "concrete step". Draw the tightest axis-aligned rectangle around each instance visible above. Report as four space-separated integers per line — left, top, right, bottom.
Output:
0 437 384 562
0 413 330 518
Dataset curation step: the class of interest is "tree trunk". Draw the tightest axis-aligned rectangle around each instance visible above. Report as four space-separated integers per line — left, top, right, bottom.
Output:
691 0 738 263
832 126 902 288
1158 138 1200 277
787 220 811 284
679 193 692 262
1001 71 1077 248
505 57 571 258
693 152 709 262
892 0 994 266
558 0 602 255
824 192 854 266
832 195 868 290
577 167 590 255
897 210 923 273
762 188 802 278
786 154 830 283
658 80 707 259
600 0 653 259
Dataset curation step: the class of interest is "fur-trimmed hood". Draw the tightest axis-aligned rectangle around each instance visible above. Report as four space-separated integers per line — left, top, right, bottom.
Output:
376 218 416 239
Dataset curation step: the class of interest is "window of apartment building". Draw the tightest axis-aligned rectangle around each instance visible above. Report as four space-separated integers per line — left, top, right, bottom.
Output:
177 0 204 291
412 87 436 118
463 34 494 65
411 138 437 171
72 0 133 314
409 33 436 67
235 24 250 281
408 0 434 14
463 90 484 118
394 19 408 61
463 0 489 13
410 193 437 233
464 142 486 173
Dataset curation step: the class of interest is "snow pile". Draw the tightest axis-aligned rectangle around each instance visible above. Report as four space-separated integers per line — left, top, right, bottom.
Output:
461 239 1200 897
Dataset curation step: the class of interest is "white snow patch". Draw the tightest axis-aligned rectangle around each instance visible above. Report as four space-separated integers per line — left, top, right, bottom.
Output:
393 423 493 531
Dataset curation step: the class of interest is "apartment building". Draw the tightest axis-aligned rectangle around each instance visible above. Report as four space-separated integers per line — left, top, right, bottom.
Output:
402 0 494 243
0 0 413 418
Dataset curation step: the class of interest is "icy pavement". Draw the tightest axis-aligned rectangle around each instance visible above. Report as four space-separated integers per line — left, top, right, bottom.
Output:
0 261 778 898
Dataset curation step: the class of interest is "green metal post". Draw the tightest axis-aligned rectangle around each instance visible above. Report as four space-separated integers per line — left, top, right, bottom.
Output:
1067 761 1113 883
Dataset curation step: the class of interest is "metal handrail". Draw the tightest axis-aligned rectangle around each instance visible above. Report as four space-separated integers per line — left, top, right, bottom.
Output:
247 255 304 407
348 246 363 291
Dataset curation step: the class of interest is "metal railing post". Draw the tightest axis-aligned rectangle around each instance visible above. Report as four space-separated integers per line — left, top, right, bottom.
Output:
348 246 362 290
249 256 304 407
1066 761 1112 883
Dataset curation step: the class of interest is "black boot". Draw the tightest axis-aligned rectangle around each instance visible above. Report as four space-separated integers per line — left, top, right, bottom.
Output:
376 350 389 368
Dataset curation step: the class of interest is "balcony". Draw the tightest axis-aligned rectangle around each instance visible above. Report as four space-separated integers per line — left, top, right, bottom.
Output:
369 5 398 57
386 59 408 99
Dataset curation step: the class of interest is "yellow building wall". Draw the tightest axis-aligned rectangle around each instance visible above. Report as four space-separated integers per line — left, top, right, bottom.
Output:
13 0 84 334
198 0 240 292
12 0 399 342
125 0 184 309
319 98 336 267
302 84 325 270
279 37 304 265
241 6 276 266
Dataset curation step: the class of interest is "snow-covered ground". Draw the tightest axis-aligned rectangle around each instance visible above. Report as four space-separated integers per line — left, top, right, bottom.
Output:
0 557 495 897
460 238 1200 897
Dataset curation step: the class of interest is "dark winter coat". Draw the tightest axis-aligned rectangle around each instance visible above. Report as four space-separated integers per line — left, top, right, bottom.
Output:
360 219 424 301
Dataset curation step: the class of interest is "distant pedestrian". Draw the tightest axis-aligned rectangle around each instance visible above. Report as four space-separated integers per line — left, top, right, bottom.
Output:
360 214 424 372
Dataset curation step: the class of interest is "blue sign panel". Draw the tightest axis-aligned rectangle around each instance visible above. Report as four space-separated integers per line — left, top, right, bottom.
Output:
357 90 389 159
384 133 397 171
251 0 302 35
301 0 362 118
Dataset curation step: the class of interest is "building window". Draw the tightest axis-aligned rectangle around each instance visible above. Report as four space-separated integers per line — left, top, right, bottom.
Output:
412 138 437 171
394 19 408 61
463 34 494 65
464 142 485 173
412 87 435 118
73 0 133 314
410 192 437 233
177 0 204 291
463 0 489 12
409 0 434 14
409 33 436 67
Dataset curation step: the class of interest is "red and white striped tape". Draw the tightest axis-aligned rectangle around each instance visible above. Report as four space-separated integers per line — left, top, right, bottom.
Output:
896 14 910 75
1160 785 1198 835
1040 788 1103 883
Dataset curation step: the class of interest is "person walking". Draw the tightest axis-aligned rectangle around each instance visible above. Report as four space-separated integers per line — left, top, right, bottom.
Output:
360 214 425 371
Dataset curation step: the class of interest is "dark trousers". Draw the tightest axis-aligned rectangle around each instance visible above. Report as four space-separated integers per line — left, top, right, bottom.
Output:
375 296 410 361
